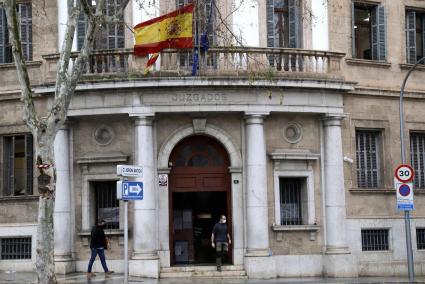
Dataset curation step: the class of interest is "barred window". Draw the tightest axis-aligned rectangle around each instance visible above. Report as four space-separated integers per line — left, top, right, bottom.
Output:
279 177 304 225
0 237 32 259
2 134 33 196
356 130 380 188
95 181 119 230
410 133 425 188
417 228 425 250
361 229 389 251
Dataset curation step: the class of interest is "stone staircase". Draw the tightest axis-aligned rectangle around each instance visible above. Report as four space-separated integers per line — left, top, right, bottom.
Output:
160 265 247 278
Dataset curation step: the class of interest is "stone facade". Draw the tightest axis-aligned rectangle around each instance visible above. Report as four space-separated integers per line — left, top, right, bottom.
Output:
0 0 424 279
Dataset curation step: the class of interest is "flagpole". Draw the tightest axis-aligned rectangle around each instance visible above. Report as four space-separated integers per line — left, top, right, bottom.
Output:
196 0 201 76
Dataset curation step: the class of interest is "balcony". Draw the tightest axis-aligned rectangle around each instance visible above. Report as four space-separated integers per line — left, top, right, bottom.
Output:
41 47 345 83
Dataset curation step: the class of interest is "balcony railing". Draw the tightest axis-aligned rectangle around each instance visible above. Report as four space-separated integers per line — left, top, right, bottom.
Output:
42 47 345 81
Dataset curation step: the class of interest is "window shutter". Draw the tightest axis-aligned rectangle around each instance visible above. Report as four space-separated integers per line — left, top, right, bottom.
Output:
356 131 380 188
288 0 300 48
0 7 6 63
266 0 276 47
351 2 356 58
25 134 33 195
410 133 425 188
77 9 87 51
371 5 386 60
18 4 32 61
2 137 14 196
405 11 416 64
422 15 425 62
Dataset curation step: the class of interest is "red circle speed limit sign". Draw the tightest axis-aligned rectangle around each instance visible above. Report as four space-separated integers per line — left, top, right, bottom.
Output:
395 164 414 183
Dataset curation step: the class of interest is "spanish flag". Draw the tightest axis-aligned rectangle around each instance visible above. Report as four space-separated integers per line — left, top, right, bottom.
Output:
134 4 194 56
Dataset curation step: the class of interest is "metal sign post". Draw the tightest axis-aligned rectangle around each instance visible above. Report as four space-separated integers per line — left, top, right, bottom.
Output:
123 200 128 284
398 57 425 281
117 165 144 284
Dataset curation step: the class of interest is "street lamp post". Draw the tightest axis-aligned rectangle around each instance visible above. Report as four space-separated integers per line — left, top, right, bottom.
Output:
399 56 425 282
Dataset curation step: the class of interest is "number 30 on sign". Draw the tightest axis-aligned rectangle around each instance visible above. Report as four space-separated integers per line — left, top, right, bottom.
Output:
395 164 415 183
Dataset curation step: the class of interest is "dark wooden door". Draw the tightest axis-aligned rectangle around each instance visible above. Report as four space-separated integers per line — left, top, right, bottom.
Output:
169 136 231 265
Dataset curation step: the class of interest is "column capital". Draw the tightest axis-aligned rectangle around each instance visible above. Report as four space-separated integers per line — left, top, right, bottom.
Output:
244 112 269 125
133 114 155 126
322 114 347 127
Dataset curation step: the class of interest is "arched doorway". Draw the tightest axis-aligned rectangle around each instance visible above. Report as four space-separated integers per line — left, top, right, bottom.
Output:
169 135 232 265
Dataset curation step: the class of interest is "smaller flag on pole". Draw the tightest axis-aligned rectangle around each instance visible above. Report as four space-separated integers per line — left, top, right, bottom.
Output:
143 53 159 75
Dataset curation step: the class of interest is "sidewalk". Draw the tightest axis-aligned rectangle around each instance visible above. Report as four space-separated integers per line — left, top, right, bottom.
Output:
1 271 425 284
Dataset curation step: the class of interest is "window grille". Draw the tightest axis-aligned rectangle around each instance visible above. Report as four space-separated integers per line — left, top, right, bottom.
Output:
417 228 425 250
279 178 302 225
356 130 380 188
95 181 119 230
0 237 32 259
361 229 389 251
410 133 425 188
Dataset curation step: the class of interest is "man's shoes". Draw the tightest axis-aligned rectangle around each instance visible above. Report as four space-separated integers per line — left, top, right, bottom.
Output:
105 270 114 275
86 272 96 278
216 266 221 272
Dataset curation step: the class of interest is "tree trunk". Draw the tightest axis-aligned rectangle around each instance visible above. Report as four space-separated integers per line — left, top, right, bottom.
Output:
34 132 57 284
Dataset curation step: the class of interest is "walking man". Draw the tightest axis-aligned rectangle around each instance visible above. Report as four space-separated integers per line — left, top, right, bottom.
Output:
87 220 114 278
211 214 231 271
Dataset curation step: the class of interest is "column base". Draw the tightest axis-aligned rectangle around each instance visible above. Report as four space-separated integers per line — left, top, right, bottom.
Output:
244 254 276 279
54 256 75 274
323 248 357 277
129 253 160 278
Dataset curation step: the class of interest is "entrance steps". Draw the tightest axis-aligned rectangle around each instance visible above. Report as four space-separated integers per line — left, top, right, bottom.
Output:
160 265 247 278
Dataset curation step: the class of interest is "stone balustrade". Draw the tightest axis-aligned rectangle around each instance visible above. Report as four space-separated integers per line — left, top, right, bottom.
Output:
39 46 345 82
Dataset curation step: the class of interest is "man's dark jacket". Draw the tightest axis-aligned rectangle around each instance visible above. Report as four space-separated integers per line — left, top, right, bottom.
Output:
90 225 106 249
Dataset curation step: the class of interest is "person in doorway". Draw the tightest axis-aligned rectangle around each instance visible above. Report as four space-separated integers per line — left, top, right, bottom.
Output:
211 214 231 271
87 219 114 278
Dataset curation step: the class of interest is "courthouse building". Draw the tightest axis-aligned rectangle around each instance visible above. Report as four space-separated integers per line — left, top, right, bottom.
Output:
1 0 425 279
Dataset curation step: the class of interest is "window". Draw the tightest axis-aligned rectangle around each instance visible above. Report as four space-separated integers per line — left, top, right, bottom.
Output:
94 181 119 230
0 3 32 63
2 134 33 196
176 0 216 68
361 229 389 251
266 0 301 49
417 228 425 250
279 177 307 225
356 130 381 188
352 2 386 60
406 10 425 64
0 237 32 259
410 133 425 188
77 0 125 50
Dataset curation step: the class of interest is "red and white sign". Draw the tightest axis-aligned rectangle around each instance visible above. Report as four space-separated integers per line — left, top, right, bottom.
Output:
395 164 414 183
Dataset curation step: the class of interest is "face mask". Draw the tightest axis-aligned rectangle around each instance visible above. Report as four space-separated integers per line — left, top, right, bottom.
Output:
222 219 226 223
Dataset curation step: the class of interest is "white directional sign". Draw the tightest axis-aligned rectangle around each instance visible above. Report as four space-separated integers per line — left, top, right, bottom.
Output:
395 164 414 183
117 165 143 177
117 181 144 200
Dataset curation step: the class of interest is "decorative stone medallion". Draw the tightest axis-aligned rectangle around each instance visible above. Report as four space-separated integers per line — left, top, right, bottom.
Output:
94 125 114 146
283 122 302 144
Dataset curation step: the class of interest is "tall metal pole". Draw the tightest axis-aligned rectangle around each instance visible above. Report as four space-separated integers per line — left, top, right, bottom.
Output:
123 200 128 284
399 56 425 282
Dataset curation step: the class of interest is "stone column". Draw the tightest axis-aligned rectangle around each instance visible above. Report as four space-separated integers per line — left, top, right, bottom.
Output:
244 113 276 279
322 115 355 277
130 115 159 278
54 125 75 274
